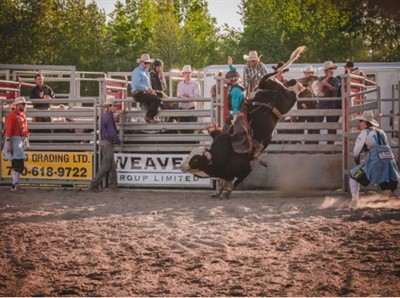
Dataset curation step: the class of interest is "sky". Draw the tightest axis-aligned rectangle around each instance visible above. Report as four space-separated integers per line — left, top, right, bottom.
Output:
94 0 243 29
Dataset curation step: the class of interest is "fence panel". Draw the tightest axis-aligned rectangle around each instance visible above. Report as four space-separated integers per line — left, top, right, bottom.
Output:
0 97 99 186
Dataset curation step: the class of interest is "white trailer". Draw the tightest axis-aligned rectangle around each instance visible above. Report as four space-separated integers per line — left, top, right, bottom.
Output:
203 62 400 133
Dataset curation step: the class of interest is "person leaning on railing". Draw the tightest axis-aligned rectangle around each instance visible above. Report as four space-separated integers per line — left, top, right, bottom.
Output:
30 73 54 123
89 99 124 192
131 54 162 124
314 61 342 145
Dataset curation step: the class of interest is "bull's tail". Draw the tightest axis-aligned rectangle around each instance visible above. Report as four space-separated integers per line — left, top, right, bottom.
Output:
275 46 307 73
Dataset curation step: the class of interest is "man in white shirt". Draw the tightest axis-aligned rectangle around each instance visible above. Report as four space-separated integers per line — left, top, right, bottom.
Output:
176 65 201 125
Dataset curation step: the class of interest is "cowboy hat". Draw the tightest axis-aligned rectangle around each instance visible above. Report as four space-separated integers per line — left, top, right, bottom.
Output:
243 51 261 62
102 97 118 106
182 65 192 73
12 97 27 106
302 64 315 73
344 61 354 68
136 53 154 64
272 61 289 73
355 111 379 127
323 61 338 70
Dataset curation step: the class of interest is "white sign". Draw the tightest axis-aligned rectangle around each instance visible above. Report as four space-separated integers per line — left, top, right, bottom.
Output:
114 153 212 187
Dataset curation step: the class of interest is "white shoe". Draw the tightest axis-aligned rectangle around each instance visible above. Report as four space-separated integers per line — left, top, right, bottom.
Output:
10 184 24 193
348 199 358 209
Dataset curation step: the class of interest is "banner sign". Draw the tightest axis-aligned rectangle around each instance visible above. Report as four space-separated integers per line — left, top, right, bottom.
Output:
115 153 212 188
1 151 93 180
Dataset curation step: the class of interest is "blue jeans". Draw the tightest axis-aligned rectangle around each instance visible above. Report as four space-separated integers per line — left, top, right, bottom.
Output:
91 140 117 188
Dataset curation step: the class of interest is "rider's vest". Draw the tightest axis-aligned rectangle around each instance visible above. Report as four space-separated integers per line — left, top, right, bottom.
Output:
227 84 245 112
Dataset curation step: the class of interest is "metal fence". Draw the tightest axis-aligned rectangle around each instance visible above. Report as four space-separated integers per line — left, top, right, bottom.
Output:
1 64 399 190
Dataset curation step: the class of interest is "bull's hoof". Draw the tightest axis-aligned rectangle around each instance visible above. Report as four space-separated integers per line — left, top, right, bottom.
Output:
220 192 231 200
210 192 221 198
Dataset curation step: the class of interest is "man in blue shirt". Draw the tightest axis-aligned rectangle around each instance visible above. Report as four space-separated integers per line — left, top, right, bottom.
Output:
90 99 123 192
131 54 162 124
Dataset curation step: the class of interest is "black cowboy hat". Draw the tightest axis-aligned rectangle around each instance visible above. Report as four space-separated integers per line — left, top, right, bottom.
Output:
272 61 289 73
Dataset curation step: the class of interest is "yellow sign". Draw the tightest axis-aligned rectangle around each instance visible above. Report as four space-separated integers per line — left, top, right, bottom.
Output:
1 151 93 180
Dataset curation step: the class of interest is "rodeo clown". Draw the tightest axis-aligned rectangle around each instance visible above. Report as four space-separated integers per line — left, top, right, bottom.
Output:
4 97 30 193
349 111 400 208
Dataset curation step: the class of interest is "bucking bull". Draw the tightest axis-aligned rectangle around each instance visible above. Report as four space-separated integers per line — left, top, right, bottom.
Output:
181 46 308 199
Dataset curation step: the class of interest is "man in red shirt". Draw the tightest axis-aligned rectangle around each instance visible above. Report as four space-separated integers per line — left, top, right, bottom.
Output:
4 97 30 192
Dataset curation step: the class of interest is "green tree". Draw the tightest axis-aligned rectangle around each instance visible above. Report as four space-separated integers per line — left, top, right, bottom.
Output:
106 0 219 70
148 0 181 69
177 0 219 68
106 0 156 70
0 0 107 69
53 0 107 70
0 0 57 64
350 1 400 61
239 0 399 63
215 25 244 64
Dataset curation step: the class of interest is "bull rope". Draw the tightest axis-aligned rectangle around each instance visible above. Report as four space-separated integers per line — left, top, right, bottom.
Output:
249 101 282 119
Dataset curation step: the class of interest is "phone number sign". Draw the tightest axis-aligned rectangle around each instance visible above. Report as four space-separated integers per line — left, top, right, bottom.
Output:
1 151 93 180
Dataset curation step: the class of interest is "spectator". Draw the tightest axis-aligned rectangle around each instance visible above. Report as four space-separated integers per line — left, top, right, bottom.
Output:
315 61 341 145
3 97 30 193
301 64 318 95
271 61 289 83
297 65 318 143
149 59 168 99
131 53 162 124
210 70 225 98
342 61 369 107
272 62 294 144
243 51 267 95
344 61 367 78
89 99 124 192
349 111 400 208
177 65 200 124
30 73 54 122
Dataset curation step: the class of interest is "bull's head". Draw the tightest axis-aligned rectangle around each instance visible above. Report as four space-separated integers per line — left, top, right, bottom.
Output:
285 79 305 96
180 146 213 178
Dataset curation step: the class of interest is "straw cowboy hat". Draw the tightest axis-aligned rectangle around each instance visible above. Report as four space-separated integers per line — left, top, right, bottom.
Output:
12 97 27 106
243 51 261 62
323 60 338 70
136 53 154 64
355 111 379 127
302 64 315 73
182 65 192 73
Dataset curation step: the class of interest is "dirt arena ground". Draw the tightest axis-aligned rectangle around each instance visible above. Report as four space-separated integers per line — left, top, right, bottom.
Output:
0 188 399 297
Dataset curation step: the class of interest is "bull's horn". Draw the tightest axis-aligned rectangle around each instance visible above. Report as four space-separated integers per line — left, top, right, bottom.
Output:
204 151 213 165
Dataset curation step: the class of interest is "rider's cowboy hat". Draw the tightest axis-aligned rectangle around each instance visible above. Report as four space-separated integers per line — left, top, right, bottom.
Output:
355 111 379 127
136 53 154 64
12 97 27 106
243 51 261 62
